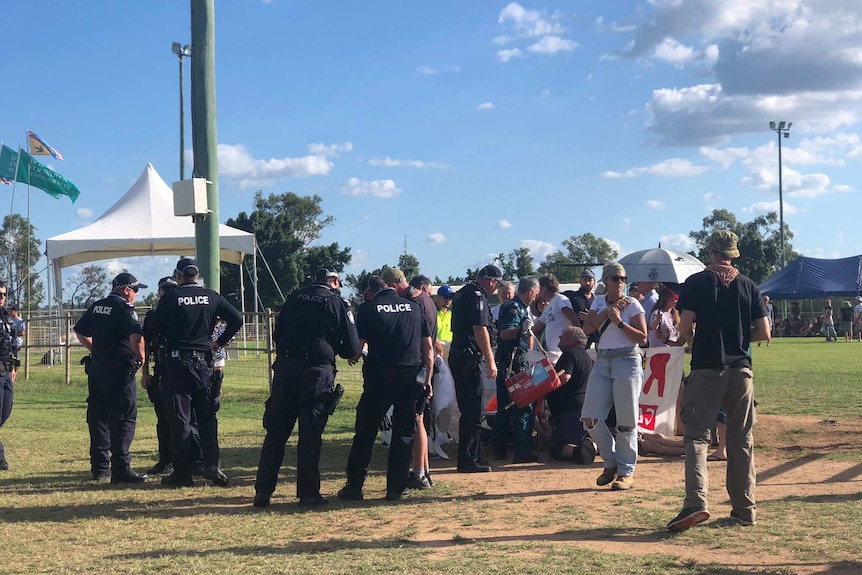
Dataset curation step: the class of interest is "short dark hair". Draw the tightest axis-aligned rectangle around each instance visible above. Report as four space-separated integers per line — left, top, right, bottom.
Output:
409 275 431 290
538 273 559 294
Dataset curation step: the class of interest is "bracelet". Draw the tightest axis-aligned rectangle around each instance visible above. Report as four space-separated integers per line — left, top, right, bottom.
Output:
618 321 625 329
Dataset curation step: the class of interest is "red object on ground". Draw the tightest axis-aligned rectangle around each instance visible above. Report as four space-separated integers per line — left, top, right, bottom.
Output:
503 358 562 409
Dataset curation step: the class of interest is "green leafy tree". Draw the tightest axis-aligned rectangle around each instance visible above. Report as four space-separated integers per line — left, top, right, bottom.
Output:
0 214 45 309
538 233 617 283
344 267 385 310
689 209 796 284
222 191 350 310
397 253 420 280
65 264 109 309
497 247 535 280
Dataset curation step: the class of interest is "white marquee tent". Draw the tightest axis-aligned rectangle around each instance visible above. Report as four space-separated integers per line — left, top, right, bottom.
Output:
46 163 257 311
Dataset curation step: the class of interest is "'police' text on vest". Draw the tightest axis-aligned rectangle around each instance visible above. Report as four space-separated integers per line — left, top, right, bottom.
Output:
377 303 412 313
178 295 210 306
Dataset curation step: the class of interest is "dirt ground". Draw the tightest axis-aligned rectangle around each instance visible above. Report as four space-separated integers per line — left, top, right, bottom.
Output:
400 414 862 574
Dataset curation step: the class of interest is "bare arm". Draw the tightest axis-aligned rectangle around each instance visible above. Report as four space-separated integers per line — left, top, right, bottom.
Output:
421 336 434 397
561 306 578 325
130 333 145 363
751 317 770 343
531 319 546 336
679 309 696 349
473 325 497 380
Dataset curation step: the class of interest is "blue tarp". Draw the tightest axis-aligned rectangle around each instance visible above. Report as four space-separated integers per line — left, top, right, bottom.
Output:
758 255 862 300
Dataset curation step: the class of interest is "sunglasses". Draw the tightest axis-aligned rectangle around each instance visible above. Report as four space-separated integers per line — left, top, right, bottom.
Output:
0 292 6 297
608 275 628 283
129 286 140 293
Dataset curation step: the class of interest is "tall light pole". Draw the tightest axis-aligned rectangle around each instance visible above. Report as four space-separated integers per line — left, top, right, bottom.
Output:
172 42 192 180
769 120 792 269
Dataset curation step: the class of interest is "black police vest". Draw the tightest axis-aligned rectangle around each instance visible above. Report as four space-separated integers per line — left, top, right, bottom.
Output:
276 285 339 365
0 309 14 362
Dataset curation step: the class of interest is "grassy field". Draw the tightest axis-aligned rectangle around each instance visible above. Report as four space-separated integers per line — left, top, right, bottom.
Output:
0 337 859 575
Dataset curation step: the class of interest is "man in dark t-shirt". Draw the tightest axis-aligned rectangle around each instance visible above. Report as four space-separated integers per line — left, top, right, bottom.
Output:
667 230 769 533
547 326 596 464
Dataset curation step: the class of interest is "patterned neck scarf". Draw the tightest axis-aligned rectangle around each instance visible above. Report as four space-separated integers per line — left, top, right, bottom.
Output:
706 263 740 287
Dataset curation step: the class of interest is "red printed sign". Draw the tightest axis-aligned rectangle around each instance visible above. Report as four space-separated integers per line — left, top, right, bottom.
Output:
638 404 658 431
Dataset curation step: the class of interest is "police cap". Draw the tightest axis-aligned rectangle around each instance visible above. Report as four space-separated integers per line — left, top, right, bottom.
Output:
314 268 340 283
158 276 178 290
112 272 148 290
478 264 503 281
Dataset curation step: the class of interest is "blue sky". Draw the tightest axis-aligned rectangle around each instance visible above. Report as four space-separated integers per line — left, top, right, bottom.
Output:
3 1 862 296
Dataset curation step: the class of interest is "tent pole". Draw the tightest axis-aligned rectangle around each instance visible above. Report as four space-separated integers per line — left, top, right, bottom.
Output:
253 244 260 357
239 253 246 357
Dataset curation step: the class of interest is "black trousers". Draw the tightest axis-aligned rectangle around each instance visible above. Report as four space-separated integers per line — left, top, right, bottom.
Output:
87 358 137 476
0 369 13 462
255 362 334 500
163 355 217 479
345 366 422 495
145 374 173 466
448 351 483 465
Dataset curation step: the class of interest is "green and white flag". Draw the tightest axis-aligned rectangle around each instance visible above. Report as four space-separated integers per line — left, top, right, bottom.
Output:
0 144 80 202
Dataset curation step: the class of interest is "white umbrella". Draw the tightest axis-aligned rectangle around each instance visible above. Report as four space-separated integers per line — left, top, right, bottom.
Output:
619 247 706 284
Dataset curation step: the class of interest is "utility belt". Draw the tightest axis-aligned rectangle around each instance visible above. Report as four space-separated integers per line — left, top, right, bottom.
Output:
282 359 336 373
170 349 211 361
0 361 11 375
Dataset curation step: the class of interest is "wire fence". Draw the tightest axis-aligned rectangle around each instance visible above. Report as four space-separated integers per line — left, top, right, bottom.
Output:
19 310 281 388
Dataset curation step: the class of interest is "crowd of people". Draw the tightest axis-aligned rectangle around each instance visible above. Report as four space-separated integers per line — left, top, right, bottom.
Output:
0 230 774 534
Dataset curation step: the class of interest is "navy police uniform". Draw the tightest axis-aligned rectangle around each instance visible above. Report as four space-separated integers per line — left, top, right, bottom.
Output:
448 280 494 469
340 284 431 499
493 295 534 460
254 269 360 507
149 258 243 486
73 277 146 481
0 300 16 469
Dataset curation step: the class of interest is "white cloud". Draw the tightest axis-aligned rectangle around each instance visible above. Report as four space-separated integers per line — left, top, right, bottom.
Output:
416 65 460 75
218 144 333 189
623 217 631 229
347 249 369 271
497 48 523 62
528 36 577 54
477 102 495 111
368 157 452 170
703 192 721 202
426 232 446 245
498 3 564 38
646 200 665 210
658 234 697 252
306 141 353 157
416 66 438 75
520 239 557 262
341 177 402 198
651 37 695 65
742 200 800 216
498 219 512 229
594 16 636 33
76 208 93 219
603 158 709 178
700 146 749 169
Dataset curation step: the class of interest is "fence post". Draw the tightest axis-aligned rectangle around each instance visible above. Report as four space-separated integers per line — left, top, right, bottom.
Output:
266 309 274 389
65 313 72 385
23 317 29 380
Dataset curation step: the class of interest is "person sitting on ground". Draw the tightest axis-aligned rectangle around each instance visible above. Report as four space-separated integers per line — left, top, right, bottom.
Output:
547 326 596 464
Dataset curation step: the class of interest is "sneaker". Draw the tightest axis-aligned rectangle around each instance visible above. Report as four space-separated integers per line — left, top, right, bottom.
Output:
406 471 432 490
424 469 434 487
0 459 9 471
611 474 634 491
666 507 711 532
337 482 364 501
253 493 271 508
202 467 230 487
298 495 329 509
576 440 597 465
457 461 492 473
596 466 617 486
730 510 756 526
385 488 411 501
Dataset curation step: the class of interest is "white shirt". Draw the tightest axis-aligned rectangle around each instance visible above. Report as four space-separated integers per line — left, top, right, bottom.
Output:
538 293 574 353
590 295 645 350
640 289 659 323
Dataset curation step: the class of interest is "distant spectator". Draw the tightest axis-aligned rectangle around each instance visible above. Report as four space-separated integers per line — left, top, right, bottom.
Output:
839 301 853 341
854 296 862 342
647 288 680 348
637 282 660 326
758 295 774 347
823 300 837 342
491 281 514 322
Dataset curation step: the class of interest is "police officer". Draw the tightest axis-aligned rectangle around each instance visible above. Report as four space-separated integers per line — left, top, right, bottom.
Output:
0 281 16 471
73 273 148 483
449 264 501 473
493 276 540 463
149 257 243 487
337 276 433 501
140 276 179 475
253 268 359 508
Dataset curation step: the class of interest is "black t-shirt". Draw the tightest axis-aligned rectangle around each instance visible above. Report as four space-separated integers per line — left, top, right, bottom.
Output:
74 293 143 360
547 347 592 416
357 288 430 369
450 281 493 354
678 270 767 370
149 282 244 351
274 283 360 367
410 290 438 346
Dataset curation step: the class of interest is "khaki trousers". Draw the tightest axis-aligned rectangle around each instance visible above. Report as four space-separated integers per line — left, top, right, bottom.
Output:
681 367 757 523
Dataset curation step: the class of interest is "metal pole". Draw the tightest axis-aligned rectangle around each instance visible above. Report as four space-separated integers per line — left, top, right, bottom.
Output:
777 130 785 269
191 0 220 290
179 54 185 181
